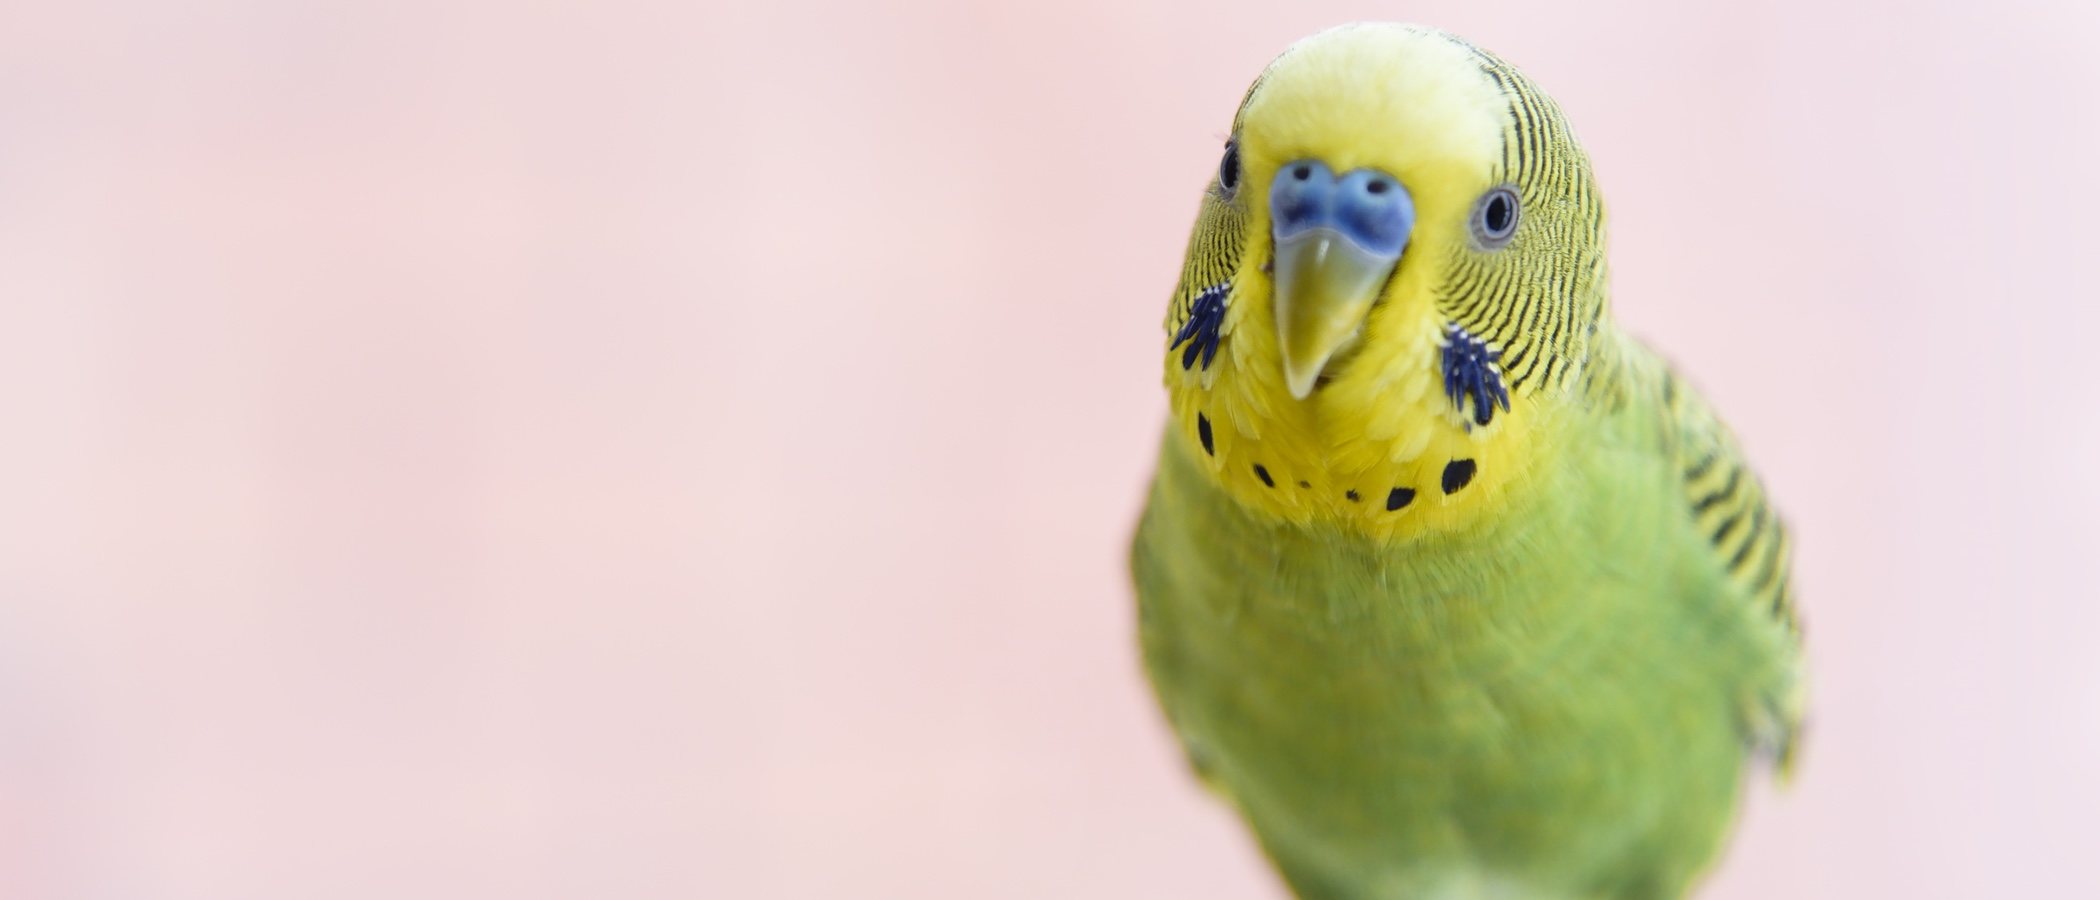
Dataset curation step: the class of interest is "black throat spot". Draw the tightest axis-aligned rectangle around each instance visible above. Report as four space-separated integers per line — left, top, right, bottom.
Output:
1442 459 1477 494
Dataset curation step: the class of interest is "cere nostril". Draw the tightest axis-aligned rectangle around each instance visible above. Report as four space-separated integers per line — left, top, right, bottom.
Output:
1366 180 1389 195
1293 165 1311 180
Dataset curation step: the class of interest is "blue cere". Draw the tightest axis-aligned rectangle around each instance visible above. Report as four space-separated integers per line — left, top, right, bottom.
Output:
1268 160 1416 257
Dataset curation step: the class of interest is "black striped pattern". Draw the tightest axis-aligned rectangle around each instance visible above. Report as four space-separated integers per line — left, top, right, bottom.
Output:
1656 364 1801 635
1164 195 1246 343
1159 70 1279 345
1437 31 1804 641
1432 44 1611 403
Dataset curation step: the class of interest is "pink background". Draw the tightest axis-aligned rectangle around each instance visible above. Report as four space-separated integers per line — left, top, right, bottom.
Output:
2 1 2096 897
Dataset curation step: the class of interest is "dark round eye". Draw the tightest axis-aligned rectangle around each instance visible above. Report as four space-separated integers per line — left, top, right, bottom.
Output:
1218 142 1241 195
1471 186 1520 248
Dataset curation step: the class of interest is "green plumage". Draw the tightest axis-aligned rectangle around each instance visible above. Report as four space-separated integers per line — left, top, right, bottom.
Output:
1136 336 1798 898
1132 24 1803 900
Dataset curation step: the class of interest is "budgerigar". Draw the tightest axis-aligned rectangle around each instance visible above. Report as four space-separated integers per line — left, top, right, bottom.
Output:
1132 24 1804 900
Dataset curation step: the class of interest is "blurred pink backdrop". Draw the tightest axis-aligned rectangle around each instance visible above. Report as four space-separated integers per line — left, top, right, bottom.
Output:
1 1 2096 897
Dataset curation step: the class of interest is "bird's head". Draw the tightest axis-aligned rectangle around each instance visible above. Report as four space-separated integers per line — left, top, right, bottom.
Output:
1161 23 1611 539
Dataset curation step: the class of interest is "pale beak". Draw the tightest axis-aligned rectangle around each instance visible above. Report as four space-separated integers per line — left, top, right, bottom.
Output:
1268 160 1415 399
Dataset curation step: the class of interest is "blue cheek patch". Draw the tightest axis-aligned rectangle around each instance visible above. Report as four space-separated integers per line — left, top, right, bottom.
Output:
1171 281 1231 371
1441 322 1510 427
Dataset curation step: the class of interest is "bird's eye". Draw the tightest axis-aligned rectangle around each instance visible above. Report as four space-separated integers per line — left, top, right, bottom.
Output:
1471 186 1520 248
1218 141 1241 196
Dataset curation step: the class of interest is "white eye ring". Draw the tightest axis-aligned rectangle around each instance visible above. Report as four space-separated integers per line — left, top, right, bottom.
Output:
1471 186 1520 248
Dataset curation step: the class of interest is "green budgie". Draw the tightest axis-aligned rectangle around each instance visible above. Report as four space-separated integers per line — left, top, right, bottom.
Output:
1132 23 1805 899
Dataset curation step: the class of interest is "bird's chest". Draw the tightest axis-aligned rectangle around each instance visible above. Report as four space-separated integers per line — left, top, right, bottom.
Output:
1139 474 1738 889
1166 522 1679 792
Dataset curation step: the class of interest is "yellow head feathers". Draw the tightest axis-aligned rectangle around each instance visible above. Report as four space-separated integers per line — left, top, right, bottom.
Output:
1161 23 1610 540
1236 26 1508 216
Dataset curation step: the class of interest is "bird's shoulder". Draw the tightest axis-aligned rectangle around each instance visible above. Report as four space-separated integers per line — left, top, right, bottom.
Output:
1588 330 1806 767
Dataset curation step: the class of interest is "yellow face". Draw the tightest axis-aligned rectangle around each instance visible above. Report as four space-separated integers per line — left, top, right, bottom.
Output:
1162 24 1609 540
